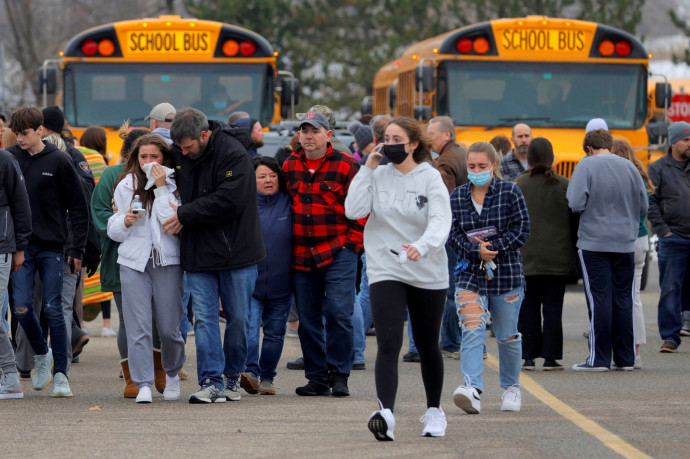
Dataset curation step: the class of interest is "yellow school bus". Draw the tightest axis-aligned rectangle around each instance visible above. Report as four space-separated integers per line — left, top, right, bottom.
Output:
371 16 668 176
43 15 297 164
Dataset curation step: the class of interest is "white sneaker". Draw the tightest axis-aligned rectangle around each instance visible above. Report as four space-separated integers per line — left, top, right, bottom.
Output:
164 374 180 401
101 327 117 337
452 385 481 414
368 402 395 441
52 372 73 398
420 407 447 437
0 372 24 399
136 386 152 403
501 385 521 411
32 348 53 390
634 355 641 369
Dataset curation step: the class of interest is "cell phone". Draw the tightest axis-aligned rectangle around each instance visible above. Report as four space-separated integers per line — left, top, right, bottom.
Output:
132 207 145 216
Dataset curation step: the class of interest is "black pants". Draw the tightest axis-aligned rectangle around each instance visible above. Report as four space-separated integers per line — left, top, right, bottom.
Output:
580 250 635 367
369 280 445 411
518 275 566 360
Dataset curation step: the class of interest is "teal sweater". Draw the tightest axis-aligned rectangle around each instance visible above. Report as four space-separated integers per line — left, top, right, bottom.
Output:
90 164 124 292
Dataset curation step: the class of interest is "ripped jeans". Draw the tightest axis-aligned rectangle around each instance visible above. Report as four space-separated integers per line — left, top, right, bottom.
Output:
455 286 523 392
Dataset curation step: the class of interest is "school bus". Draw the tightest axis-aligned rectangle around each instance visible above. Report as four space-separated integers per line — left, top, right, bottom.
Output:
371 16 670 176
41 15 297 164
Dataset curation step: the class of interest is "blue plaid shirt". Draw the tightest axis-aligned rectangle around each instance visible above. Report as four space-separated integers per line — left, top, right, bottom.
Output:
499 150 527 182
449 178 530 296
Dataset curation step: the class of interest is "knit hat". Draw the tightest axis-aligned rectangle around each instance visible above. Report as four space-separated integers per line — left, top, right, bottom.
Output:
297 105 336 129
145 102 176 121
668 121 690 146
585 118 608 133
348 121 373 150
42 106 65 133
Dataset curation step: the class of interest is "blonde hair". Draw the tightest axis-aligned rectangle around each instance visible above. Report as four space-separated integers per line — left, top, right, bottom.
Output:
44 134 68 154
611 139 655 193
1 129 17 148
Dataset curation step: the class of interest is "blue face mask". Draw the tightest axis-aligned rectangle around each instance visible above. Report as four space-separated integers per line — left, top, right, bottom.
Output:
467 167 493 186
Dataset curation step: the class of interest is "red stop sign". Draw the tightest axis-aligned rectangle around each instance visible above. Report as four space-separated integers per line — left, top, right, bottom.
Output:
668 93 690 122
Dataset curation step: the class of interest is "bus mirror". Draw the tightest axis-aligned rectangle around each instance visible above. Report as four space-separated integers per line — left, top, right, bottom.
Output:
37 66 57 94
360 96 373 115
415 65 434 92
280 77 299 119
655 82 672 109
388 85 397 109
414 105 432 120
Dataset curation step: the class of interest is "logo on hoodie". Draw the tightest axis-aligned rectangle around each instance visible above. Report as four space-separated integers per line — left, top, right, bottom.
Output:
42 172 54 177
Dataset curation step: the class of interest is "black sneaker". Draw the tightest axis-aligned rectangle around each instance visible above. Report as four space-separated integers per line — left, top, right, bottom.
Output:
522 359 536 371
18 368 31 379
287 356 305 370
295 381 330 396
330 375 349 397
352 362 366 371
72 334 89 358
365 327 376 337
543 359 564 371
402 351 420 362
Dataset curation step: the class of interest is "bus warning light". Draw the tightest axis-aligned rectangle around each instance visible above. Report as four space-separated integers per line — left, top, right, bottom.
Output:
223 40 239 56
473 37 489 54
274 51 279 57
240 40 256 56
98 39 115 57
598 40 615 56
433 48 438 53
457 38 472 54
615 40 631 57
81 40 98 56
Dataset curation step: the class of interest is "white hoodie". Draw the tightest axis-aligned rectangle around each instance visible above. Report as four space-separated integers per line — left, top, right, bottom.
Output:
107 173 181 272
345 162 451 289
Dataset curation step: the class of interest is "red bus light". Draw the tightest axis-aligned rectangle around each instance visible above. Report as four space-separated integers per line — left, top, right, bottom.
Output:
615 40 631 56
222 40 239 56
473 37 489 54
598 40 615 56
457 38 472 54
98 39 115 57
81 40 98 56
239 40 256 56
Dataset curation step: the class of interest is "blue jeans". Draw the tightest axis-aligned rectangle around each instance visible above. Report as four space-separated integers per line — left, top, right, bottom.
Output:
407 310 418 353
245 296 292 382
187 264 258 389
11 245 68 375
456 286 524 391
179 272 191 343
440 244 461 352
657 234 690 346
293 248 357 386
353 253 370 364
2 293 8 332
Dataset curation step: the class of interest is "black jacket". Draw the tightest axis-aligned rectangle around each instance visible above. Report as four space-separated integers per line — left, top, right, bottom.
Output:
173 120 265 272
648 153 690 238
8 142 89 258
0 149 32 254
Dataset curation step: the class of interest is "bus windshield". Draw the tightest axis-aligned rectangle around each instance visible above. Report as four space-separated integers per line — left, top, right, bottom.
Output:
63 62 272 128
439 61 647 130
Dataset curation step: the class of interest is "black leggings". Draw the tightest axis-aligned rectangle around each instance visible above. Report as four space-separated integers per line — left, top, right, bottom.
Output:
369 280 446 411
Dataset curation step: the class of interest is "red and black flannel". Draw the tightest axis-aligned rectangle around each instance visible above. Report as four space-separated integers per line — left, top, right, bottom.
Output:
283 145 364 271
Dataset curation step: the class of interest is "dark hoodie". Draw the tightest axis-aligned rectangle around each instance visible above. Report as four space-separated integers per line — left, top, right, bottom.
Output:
8 142 88 258
231 117 259 158
172 120 265 272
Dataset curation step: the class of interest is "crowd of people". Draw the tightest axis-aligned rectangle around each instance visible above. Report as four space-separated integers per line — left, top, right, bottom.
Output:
0 102 689 443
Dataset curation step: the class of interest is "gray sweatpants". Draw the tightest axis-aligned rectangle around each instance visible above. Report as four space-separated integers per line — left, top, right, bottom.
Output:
120 259 185 388
0 254 16 374
14 261 78 372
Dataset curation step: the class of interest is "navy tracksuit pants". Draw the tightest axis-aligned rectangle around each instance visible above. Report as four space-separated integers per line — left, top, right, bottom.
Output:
579 249 635 368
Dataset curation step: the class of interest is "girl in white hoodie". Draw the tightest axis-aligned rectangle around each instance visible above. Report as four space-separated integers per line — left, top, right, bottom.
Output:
107 134 185 403
345 117 452 441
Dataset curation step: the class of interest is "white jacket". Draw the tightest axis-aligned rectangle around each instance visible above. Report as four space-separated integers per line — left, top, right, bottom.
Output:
345 162 451 290
107 173 181 272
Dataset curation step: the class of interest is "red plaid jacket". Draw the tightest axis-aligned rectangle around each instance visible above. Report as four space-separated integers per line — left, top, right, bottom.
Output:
283 145 364 271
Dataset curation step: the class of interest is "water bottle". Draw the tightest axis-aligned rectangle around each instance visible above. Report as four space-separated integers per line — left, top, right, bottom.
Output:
132 194 144 226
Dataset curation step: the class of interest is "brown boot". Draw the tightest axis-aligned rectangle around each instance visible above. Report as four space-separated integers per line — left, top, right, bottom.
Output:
120 359 139 399
153 349 166 393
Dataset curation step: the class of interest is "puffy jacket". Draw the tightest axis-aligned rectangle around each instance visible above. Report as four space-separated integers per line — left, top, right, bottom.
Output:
253 191 292 301
0 149 32 254
648 153 690 238
172 120 265 272
107 173 181 272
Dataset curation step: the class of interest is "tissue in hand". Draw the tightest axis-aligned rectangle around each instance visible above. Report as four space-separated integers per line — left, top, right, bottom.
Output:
142 162 175 190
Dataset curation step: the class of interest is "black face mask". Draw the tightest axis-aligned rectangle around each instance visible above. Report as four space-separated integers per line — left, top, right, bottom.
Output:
382 143 408 164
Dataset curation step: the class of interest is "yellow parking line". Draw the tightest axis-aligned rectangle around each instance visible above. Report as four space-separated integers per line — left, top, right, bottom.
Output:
485 354 652 459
